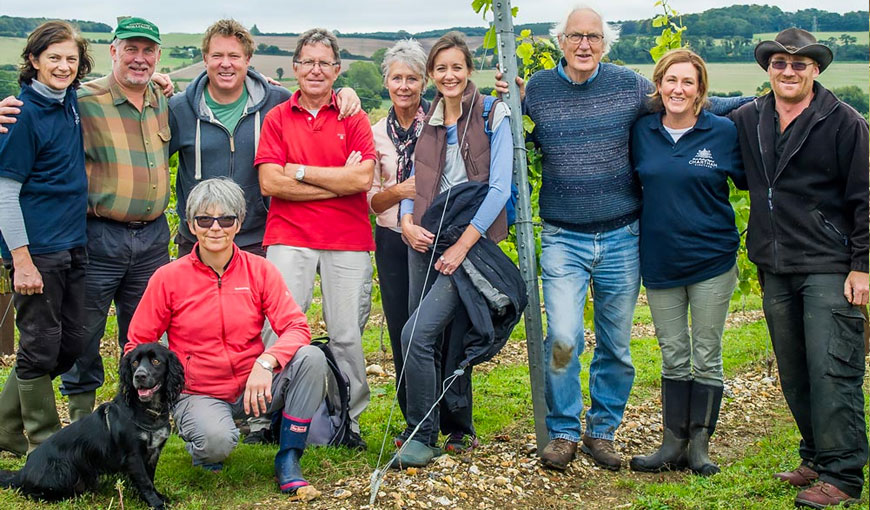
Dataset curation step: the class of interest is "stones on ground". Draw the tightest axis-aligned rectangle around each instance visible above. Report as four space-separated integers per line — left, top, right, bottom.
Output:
366 364 386 377
332 488 352 499
291 485 321 502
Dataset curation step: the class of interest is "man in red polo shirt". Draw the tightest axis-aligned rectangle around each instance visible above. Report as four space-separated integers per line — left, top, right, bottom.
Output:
256 27 375 449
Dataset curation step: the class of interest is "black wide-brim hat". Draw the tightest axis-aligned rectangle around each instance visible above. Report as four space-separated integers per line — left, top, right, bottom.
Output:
755 27 833 73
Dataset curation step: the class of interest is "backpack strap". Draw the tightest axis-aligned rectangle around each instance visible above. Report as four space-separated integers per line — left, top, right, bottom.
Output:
481 94 501 141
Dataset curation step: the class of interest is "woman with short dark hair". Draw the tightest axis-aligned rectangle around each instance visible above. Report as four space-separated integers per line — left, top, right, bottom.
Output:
0 20 92 455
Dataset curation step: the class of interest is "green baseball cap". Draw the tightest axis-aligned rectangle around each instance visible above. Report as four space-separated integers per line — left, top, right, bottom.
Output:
114 17 162 45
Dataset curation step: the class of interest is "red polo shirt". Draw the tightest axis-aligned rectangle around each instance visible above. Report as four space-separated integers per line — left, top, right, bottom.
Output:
255 90 376 251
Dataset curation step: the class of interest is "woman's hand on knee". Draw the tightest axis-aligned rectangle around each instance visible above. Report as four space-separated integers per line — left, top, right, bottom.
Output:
244 360 274 417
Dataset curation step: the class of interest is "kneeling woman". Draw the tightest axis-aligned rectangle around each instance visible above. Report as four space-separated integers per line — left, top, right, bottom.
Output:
125 178 327 494
629 49 745 476
396 32 514 467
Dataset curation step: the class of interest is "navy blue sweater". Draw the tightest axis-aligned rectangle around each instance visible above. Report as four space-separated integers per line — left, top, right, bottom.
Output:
0 83 87 259
526 63 649 232
631 110 746 289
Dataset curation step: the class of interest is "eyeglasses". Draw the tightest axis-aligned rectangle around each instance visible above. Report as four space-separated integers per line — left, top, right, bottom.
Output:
564 32 603 44
769 60 811 71
293 59 339 71
193 215 238 229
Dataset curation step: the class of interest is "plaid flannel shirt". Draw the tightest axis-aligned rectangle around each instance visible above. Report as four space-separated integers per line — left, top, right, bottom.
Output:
77 74 171 222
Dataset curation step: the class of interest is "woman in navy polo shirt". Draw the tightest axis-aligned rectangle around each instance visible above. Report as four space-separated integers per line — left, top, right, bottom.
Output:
0 21 92 455
628 49 746 477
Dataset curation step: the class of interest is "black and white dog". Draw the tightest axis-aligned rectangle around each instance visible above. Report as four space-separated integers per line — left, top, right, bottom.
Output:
0 343 184 509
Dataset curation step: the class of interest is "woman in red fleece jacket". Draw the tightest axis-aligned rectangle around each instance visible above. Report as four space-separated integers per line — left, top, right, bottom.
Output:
125 178 327 495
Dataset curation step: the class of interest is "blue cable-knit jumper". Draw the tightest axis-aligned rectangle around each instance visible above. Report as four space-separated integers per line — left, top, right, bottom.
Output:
525 62 652 232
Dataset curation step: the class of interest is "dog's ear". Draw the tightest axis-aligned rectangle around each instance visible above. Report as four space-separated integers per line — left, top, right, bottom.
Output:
164 348 185 406
118 349 136 407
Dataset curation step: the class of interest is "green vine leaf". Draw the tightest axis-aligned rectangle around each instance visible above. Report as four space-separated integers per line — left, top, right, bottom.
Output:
483 25 497 49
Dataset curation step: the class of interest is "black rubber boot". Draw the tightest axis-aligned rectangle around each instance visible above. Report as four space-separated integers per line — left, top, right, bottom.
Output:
630 378 691 472
687 381 723 476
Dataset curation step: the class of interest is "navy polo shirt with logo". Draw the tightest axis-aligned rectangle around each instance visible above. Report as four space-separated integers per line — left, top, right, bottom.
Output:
0 82 87 259
631 109 746 289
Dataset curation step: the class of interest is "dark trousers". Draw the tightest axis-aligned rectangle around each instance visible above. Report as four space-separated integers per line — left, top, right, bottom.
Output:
374 226 410 418
175 234 266 258
761 271 868 498
60 217 170 396
404 249 476 445
7 247 87 380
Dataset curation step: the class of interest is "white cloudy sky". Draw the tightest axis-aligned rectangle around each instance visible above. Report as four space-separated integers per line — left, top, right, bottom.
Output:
3 0 866 33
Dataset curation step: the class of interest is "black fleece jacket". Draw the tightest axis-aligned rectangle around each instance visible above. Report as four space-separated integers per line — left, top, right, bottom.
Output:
730 82 869 274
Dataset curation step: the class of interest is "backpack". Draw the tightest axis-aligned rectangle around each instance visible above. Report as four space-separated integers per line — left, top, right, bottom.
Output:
481 95 521 226
272 336 352 446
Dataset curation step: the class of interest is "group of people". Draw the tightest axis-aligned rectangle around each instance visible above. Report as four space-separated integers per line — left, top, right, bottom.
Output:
0 4 865 508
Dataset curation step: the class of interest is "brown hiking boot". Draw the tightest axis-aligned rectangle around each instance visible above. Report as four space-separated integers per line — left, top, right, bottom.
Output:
795 482 859 508
774 465 819 488
540 438 577 471
580 434 622 471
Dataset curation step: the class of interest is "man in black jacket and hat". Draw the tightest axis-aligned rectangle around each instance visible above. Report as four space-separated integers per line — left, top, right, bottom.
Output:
730 28 868 508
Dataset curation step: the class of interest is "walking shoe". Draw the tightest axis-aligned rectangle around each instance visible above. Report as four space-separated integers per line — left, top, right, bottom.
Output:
340 430 367 451
242 428 277 445
581 435 622 471
540 438 577 471
389 439 441 469
444 433 479 454
795 481 859 508
774 464 819 488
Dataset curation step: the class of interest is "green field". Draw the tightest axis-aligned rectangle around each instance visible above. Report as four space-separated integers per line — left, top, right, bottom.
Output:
79 31 204 48
0 36 199 76
630 61 869 94
753 30 869 45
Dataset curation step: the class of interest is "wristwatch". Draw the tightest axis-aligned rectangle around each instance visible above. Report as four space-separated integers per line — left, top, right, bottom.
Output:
295 165 306 181
255 357 275 372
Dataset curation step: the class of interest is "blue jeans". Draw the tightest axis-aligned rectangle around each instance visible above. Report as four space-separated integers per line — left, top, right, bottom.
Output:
541 219 640 441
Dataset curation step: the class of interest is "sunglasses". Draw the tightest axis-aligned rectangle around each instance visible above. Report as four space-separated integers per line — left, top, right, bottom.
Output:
770 60 811 71
193 215 238 229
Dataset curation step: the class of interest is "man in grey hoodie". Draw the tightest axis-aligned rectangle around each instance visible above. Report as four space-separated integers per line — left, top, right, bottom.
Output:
170 19 360 257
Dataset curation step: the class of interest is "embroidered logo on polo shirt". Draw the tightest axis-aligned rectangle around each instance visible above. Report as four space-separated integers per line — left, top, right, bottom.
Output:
337 133 345 140
689 148 716 169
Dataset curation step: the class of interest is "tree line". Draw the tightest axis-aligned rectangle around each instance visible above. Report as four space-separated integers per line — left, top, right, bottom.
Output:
619 5 869 38
0 15 111 37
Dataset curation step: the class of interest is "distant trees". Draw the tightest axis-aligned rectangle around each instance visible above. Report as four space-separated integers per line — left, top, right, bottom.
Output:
275 67 284 80
334 61 383 111
619 5 868 37
0 15 112 37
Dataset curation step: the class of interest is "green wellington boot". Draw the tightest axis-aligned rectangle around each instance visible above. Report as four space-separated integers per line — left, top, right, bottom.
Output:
0 370 27 456
67 390 96 423
18 374 61 453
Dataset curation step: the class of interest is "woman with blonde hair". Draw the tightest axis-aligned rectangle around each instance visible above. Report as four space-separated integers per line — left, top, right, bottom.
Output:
629 49 746 476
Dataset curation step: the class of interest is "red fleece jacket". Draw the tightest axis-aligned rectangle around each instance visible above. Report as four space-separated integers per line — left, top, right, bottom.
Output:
125 245 311 402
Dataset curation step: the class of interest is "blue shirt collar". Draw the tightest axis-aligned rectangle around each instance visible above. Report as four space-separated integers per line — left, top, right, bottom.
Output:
557 58 600 86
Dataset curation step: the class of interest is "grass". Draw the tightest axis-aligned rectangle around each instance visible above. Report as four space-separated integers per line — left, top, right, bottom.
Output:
3 288 865 509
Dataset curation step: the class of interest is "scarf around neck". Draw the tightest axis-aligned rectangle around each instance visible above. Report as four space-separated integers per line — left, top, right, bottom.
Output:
387 98 430 182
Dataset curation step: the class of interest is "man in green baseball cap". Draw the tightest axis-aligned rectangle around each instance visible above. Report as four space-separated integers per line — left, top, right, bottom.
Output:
113 16 162 45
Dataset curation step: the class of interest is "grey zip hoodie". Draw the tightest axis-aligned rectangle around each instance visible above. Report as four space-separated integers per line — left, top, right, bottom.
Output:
169 69 291 248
